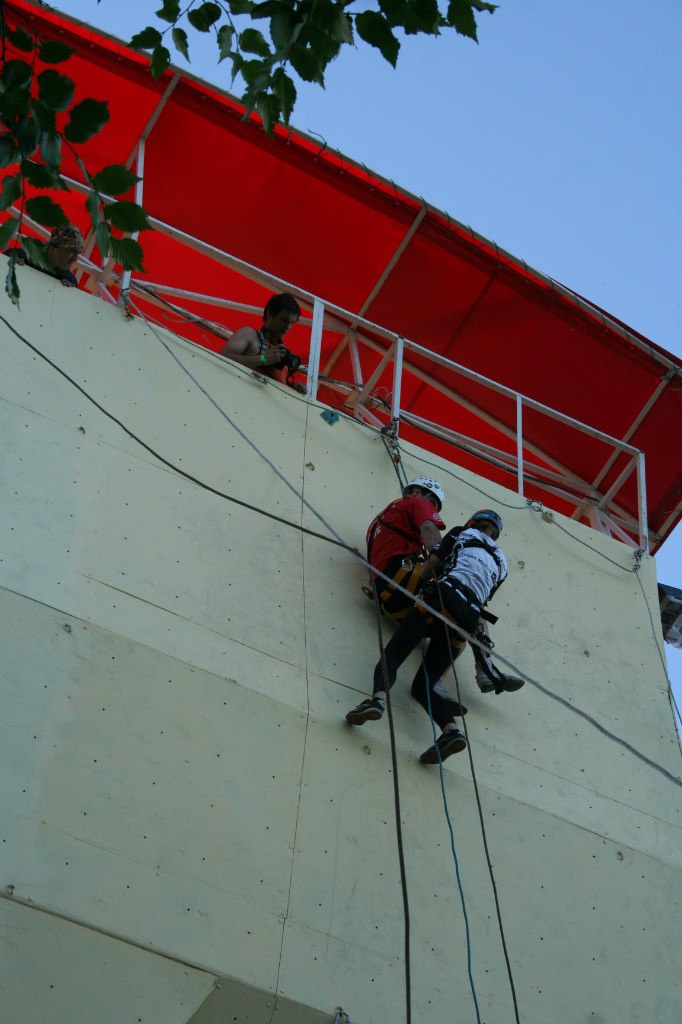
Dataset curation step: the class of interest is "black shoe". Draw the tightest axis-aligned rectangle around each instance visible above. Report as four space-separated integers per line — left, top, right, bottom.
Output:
346 697 385 725
497 675 525 693
419 728 467 764
476 669 525 694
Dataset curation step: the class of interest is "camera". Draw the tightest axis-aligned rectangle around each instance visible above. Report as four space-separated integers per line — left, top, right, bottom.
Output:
275 348 301 374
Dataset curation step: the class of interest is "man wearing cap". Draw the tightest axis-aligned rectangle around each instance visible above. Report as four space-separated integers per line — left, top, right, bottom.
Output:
365 476 446 621
9 225 84 287
347 509 519 764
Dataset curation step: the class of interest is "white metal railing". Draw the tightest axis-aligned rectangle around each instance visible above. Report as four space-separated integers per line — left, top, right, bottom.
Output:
8 189 651 551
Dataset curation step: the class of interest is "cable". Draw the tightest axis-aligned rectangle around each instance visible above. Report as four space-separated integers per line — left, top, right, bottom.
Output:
633 571 682 735
435 585 522 1023
6 311 681 790
419 637 483 1024
372 581 412 1024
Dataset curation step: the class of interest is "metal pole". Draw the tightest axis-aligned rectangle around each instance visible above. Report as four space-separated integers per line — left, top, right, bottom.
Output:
391 336 404 423
636 450 649 553
119 139 145 302
516 393 524 497
308 298 325 400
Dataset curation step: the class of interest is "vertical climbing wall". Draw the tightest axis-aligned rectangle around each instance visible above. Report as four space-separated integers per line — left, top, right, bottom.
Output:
1 268 680 1024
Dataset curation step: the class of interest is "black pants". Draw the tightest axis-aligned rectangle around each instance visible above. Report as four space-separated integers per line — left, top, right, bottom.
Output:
372 584 480 730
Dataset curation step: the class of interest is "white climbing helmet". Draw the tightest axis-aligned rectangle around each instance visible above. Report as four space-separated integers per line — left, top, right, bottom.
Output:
403 477 445 511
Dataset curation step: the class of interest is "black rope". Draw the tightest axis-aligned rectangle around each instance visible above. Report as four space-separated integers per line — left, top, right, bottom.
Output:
7 314 681 789
436 583 522 1023
371 580 411 1024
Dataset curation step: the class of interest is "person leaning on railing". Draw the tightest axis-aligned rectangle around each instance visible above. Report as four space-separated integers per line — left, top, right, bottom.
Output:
6 225 84 288
218 291 307 394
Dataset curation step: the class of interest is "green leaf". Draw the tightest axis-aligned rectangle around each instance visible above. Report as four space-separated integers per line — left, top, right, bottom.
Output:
21 235 52 271
109 236 145 271
0 85 30 121
269 10 293 53
40 131 62 170
150 45 171 80
0 215 19 248
187 3 222 32
446 0 493 40
254 92 277 135
7 26 34 52
217 24 234 61
0 134 18 169
288 44 326 85
23 160 69 190
250 1 281 18
16 117 40 157
0 173 22 211
39 40 76 64
155 0 181 22
1 59 33 90
97 219 111 258
106 200 150 232
6 258 21 307
86 188 101 229
37 69 76 112
239 28 271 57
229 52 245 84
272 67 296 124
91 164 140 196
29 99 57 134
25 194 69 227
240 60 271 91
130 26 163 50
229 0 255 13
172 27 190 61
354 12 400 66
329 8 354 44
64 99 110 143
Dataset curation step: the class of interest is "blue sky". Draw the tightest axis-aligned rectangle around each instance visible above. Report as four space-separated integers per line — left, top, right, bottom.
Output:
54 0 682 726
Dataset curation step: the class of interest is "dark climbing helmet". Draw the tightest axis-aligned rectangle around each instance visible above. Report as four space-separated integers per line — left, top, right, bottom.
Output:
466 509 503 537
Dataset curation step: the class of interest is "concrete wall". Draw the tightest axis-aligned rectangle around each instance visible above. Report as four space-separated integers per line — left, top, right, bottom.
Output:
1 267 680 1024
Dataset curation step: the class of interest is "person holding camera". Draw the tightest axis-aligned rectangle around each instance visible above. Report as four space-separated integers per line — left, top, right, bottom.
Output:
219 292 307 393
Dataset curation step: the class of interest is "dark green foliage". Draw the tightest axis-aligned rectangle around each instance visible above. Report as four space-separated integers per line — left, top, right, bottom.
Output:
0 173 22 211
1 1 496 305
0 134 18 168
0 215 19 248
110 236 145 271
150 45 171 79
39 40 77 64
25 194 69 227
107 200 151 232
6 26 34 53
91 165 141 196
21 235 52 271
64 99 110 142
37 70 76 111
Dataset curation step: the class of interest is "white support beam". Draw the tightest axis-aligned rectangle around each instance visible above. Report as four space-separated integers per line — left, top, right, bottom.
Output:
391 337 404 422
307 298 325 401
516 394 524 497
346 343 396 410
119 139 146 301
637 451 649 553
348 335 364 390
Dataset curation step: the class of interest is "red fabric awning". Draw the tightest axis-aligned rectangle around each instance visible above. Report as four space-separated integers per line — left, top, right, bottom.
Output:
4 0 681 551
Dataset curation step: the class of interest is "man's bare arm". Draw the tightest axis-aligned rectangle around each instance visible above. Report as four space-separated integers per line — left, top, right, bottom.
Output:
420 520 443 553
219 327 285 369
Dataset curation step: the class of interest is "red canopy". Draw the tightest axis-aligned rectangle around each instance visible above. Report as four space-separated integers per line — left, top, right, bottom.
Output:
4 0 681 551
